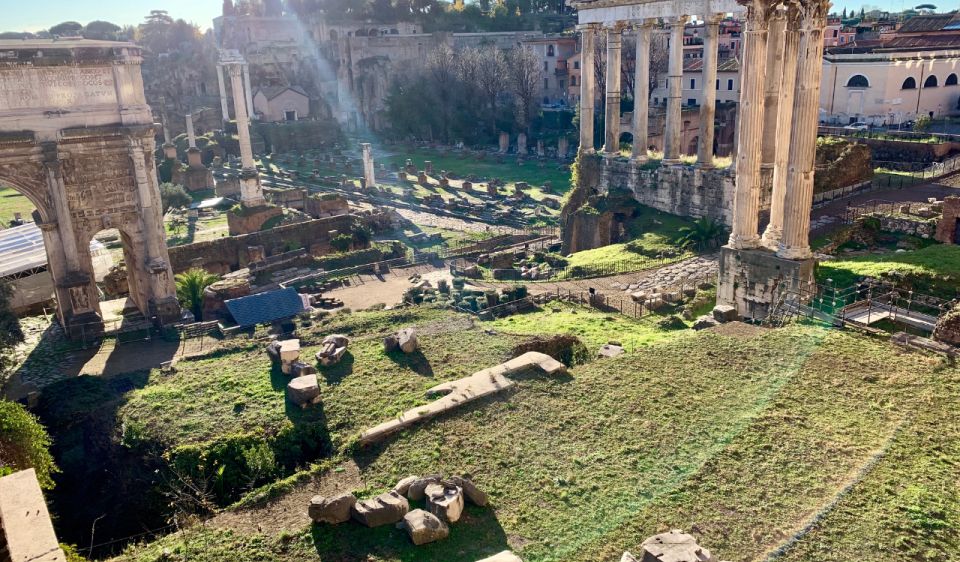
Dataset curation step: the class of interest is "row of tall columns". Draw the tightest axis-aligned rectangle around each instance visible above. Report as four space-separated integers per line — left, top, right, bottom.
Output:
216 62 255 124
729 0 829 260
577 16 724 167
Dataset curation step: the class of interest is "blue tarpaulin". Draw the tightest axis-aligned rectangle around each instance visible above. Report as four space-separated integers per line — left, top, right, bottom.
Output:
225 287 304 327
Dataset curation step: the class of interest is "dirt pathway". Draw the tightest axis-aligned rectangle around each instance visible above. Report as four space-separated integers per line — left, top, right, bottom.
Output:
209 460 363 536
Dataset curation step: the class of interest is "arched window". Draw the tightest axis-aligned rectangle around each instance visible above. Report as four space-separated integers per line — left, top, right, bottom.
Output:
846 74 869 88
547 45 555 57
902 77 917 90
946 73 959 86
924 75 938 88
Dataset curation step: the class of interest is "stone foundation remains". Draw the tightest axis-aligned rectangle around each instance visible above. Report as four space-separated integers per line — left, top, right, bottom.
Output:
717 246 815 320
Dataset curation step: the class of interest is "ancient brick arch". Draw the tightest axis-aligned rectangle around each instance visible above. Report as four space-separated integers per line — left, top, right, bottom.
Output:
0 39 181 336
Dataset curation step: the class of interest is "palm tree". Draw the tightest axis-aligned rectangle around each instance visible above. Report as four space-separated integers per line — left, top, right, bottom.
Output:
175 268 220 321
677 217 727 251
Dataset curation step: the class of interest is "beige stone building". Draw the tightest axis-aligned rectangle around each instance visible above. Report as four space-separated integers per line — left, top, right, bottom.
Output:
523 36 579 106
253 86 310 121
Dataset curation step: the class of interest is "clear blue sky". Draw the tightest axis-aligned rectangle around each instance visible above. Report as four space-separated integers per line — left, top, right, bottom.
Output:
4 1 222 32
1 0 936 33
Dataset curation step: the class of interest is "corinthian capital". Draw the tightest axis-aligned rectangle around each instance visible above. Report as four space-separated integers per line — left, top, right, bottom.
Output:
784 0 829 30
737 0 775 28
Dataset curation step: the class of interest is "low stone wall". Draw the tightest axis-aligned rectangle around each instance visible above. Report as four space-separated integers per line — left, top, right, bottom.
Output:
864 213 937 239
594 157 736 224
168 214 356 274
856 137 960 165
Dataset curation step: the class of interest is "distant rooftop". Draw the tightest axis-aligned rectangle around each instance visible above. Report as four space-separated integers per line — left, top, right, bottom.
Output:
896 13 960 34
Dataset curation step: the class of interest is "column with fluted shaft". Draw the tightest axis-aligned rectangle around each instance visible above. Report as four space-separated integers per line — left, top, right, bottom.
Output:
226 63 265 207
578 24 598 153
604 22 625 157
778 1 829 259
762 8 797 249
632 20 654 161
697 14 722 167
728 0 770 249
663 15 688 163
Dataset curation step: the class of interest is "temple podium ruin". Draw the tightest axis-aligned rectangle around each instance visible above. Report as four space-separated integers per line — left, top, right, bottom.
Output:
571 0 830 319
0 39 181 336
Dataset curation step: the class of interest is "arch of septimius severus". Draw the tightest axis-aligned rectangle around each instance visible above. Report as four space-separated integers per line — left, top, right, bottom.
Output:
573 0 830 318
0 39 180 336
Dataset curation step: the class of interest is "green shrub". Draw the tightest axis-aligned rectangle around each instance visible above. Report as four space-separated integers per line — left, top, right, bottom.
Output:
330 234 353 253
0 401 58 489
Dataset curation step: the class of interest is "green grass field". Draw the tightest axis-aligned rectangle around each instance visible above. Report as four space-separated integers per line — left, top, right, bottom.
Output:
0 185 36 225
817 244 960 291
108 304 960 562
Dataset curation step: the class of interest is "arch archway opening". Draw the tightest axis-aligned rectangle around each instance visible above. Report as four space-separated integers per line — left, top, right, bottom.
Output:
902 77 917 90
924 75 938 88
846 74 869 88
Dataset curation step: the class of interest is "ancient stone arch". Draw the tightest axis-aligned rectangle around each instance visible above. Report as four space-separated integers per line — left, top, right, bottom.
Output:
0 39 180 336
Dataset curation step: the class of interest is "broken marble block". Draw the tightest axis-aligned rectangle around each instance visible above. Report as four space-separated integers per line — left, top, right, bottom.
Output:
712 304 738 323
308 492 356 524
277 339 302 375
693 315 720 331
383 334 400 353
425 482 464 523
316 334 349 366
406 474 441 502
397 509 449 545
286 374 320 407
393 475 419 496
449 476 489 507
597 343 625 359
398 327 419 353
291 361 316 378
351 490 409 527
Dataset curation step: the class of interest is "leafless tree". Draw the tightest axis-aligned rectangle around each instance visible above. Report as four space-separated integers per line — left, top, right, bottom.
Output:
426 43 458 141
474 45 507 136
505 46 542 133
649 30 669 104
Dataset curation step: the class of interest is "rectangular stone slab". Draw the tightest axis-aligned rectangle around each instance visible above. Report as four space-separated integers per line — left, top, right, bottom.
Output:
359 352 565 445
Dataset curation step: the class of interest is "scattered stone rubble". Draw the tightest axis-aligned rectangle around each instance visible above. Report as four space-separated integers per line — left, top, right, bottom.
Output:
316 334 349 366
267 338 321 407
597 341 625 358
308 474 490 548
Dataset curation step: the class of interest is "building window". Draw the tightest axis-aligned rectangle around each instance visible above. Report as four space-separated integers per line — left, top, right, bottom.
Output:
947 73 959 86
689 78 696 89
544 78 549 90
727 79 734 90
574 61 580 70
559 79 565 89
901 77 917 90
833 29 839 37
543 61 548 72
285 110 297 121
547 45 555 56
846 74 869 88
716 79 720 90
544 96 550 104
687 98 696 106
924 75 938 88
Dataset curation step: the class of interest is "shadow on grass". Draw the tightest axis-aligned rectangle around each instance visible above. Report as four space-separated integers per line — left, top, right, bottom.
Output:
385 349 434 376
310 504 510 562
318 352 355 384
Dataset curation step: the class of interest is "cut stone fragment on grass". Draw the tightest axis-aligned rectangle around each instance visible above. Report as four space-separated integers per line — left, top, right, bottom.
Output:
351 490 409 527
397 509 449 545
286 374 320 407
308 492 356 524
425 482 464 523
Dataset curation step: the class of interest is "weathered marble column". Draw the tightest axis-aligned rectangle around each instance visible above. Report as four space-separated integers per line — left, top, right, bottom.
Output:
226 63 265 206
761 9 797 249
361 143 376 189
242 63 255 119
728 1 770 249
604 22 625 157
663 15 688 163
697 14 723 167
760 10 785 171
185 112 197 148
778 3 828 260
578 24 598 153
632 19 654 161
216 64 230 122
